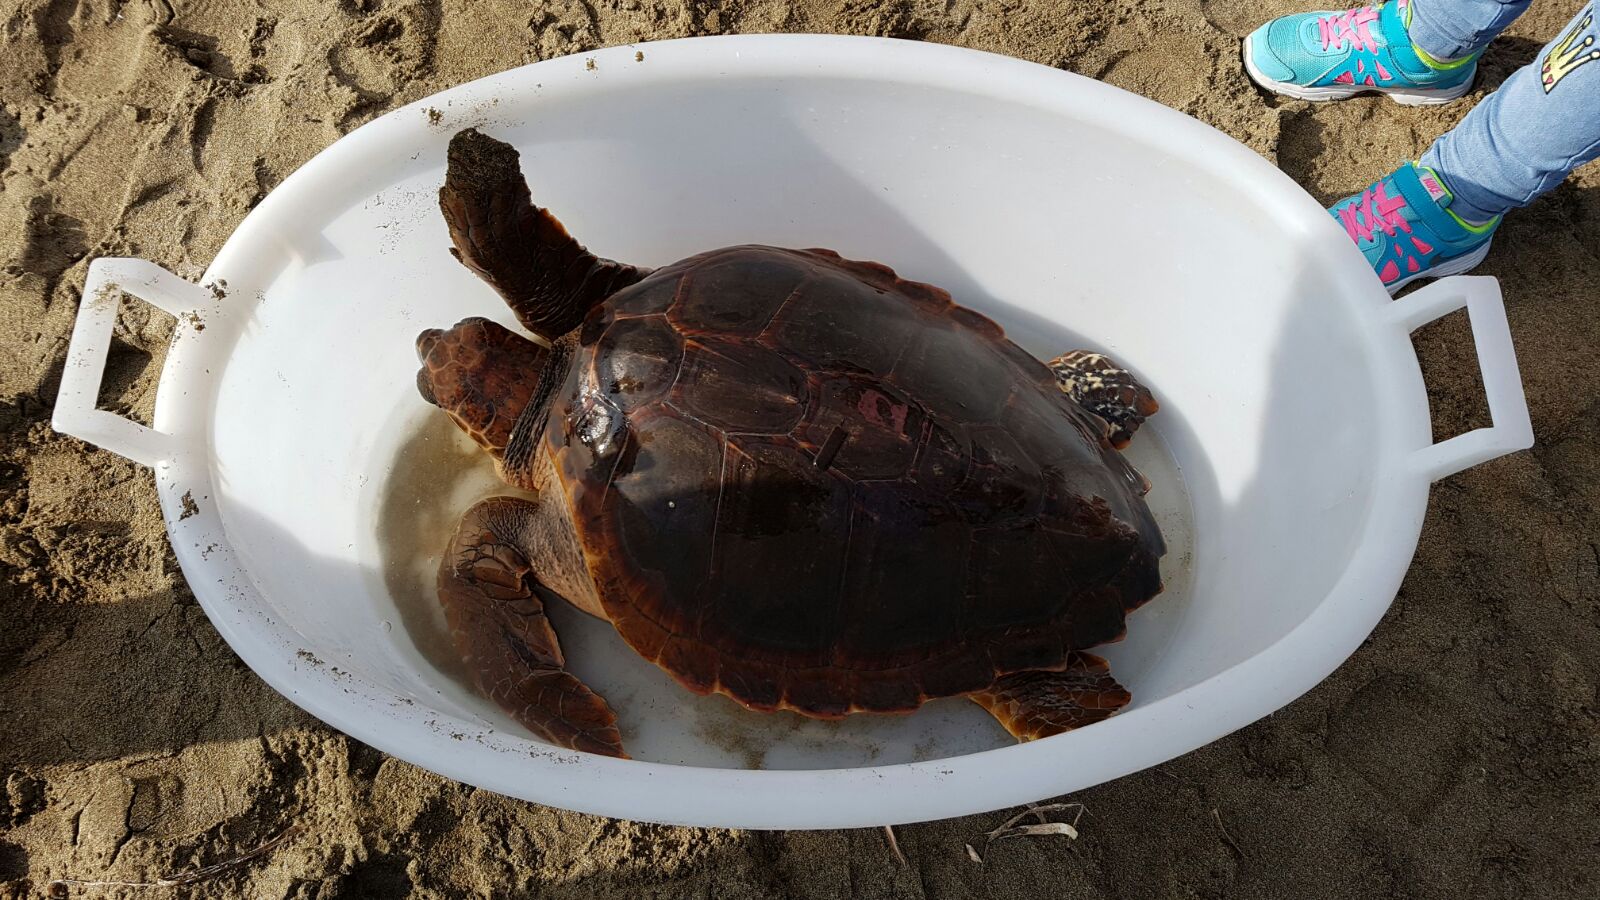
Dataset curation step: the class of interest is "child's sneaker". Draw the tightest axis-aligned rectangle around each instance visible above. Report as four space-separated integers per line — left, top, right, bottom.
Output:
1330 161 1498 293
1243 0 1476 105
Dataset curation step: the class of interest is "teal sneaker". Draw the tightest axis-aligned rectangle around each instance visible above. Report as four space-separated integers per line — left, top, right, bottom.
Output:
1330 162 1499 293
1243 0 1477 105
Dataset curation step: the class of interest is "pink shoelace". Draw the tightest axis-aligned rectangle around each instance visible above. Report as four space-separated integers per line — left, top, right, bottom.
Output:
1338 182 1411 243
1319 5 1380 52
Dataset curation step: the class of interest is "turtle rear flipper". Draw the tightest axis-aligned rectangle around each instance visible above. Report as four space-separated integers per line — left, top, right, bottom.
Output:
439 129 649 341
969 653 1131 741
439 496 626 758
1049 350 1159 449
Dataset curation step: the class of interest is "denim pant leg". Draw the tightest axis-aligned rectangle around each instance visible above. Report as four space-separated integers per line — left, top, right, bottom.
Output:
1409 0 1532 59
1421 4 1600 220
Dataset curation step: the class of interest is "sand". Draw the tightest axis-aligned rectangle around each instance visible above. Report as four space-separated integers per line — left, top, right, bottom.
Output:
2 0 1598 896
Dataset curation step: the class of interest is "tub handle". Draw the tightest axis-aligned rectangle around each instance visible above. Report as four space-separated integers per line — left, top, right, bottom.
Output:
53 258 213 468
1384 275 1534 482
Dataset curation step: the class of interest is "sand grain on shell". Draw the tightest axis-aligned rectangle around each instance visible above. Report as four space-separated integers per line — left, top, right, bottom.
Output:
3 0 1599 897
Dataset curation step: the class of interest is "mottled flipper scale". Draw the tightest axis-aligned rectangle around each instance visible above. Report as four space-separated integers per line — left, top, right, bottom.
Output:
969 653 1131 740
1048 350 1159 449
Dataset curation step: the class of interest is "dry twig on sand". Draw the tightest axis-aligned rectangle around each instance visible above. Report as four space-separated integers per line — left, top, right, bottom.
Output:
47 824 303 894
882 825 908 866
967 802 1086 862
1211 808 1247 858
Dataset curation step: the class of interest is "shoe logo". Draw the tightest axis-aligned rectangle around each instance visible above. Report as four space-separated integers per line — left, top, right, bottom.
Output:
1543 7 1599 93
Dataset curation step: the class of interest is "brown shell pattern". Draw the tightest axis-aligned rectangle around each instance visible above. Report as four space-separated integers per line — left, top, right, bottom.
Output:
544 246 1164 717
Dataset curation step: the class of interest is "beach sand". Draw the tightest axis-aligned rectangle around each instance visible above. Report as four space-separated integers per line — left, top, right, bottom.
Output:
2 0 1598 896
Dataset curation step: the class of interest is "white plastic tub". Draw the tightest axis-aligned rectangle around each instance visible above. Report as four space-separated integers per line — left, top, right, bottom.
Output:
53 35 1532 829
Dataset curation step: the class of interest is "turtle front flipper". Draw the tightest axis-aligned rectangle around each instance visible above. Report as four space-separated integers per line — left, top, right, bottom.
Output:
439 496 626 758
439 128 649 341
969 653 1131 741
1048 350 1159 449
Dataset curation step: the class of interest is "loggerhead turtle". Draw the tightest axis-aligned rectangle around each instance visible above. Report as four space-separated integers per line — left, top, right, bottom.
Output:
414 129 1165 758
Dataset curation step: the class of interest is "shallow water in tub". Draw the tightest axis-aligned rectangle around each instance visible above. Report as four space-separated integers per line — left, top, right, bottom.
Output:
365 399 1195 770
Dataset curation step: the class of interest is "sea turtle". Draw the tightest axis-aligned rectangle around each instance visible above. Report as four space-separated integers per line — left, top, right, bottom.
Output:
415 129 1165 758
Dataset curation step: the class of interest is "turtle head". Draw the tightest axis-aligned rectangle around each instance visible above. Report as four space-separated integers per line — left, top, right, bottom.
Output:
416 317 557 464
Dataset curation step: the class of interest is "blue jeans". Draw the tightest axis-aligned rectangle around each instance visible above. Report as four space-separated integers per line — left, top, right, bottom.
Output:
1409 0 1600 221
